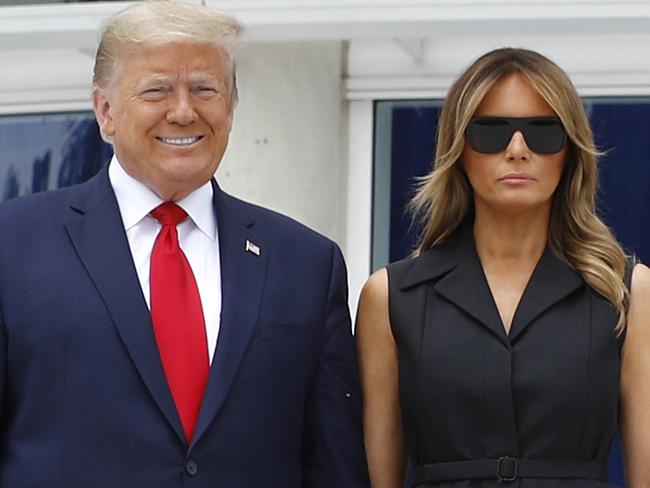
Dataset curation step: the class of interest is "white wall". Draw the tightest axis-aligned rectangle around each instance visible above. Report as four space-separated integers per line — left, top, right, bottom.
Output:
218 42 346 245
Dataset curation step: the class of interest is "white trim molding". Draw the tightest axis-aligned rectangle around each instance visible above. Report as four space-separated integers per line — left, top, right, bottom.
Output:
2 1 650 110
212 0 650 41
2 1 650 49
345 35 650 100
344 100 374 322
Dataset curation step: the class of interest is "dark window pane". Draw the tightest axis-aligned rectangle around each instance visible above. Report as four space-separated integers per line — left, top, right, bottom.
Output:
0 112 112 201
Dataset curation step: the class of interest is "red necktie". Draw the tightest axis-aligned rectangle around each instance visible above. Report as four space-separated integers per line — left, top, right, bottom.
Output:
150 202 209 443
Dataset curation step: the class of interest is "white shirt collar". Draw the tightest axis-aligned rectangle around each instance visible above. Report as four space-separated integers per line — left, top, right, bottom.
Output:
108 155 217 240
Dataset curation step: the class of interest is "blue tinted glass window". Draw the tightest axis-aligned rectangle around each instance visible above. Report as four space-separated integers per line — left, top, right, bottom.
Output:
587 98 650 263
372 100 442 270
0 112 112 202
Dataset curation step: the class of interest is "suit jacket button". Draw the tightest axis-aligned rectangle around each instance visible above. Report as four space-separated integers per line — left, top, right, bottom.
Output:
185 459 198 476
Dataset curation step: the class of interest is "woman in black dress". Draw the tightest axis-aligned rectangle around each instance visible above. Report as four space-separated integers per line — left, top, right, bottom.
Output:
356 48 650 487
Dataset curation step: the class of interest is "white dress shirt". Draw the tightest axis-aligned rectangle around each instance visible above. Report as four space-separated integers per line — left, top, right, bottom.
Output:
108 156 222 364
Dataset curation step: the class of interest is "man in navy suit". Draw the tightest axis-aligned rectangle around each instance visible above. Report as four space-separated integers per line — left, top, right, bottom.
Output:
0 2 368 486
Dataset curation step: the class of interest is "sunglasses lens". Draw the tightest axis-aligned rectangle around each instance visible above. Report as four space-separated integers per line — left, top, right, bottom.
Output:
466 118 513 153
523 119 566 154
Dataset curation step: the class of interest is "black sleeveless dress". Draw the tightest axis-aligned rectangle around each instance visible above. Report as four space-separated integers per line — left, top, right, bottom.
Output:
387 222 626 487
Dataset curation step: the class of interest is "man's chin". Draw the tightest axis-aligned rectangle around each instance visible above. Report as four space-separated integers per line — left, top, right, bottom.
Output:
149 174 214 201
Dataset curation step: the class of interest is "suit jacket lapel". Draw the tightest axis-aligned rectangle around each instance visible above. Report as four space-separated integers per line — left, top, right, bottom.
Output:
399 222 510 348
399 221 585 347
64 167 185 443
434 249 510 348
508 247 584 343
191 182 268 447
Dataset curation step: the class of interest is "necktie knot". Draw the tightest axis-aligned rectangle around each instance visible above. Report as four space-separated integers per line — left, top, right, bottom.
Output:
151 202 188 227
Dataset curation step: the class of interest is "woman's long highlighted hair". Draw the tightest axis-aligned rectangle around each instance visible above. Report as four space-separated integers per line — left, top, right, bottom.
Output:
410 48 629 332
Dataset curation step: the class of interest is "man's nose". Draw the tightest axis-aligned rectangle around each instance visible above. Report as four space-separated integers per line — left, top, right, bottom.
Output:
505 130 530 161
166 89 198 125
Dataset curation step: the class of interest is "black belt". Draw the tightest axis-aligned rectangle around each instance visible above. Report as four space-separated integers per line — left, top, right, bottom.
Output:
413 457 607 484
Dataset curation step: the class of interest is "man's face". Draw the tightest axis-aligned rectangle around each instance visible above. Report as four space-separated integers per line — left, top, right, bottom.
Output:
93 42 234 201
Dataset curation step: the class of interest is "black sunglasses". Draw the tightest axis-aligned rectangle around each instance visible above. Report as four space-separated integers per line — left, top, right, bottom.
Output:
466 116 567 154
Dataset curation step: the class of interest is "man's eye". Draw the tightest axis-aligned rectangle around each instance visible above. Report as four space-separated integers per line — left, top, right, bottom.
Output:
141 88 166 99
196 87 218 95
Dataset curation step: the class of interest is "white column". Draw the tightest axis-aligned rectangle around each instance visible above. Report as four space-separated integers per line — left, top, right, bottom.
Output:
344 99 373 326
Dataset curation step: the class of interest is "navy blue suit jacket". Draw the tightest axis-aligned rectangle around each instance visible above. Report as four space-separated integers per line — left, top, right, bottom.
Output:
0 166 369 487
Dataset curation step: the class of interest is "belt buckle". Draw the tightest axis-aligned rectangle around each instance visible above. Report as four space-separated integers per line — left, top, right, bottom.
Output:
496 456 518 482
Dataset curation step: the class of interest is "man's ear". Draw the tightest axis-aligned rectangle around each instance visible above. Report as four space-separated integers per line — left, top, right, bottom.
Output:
92 86 115 139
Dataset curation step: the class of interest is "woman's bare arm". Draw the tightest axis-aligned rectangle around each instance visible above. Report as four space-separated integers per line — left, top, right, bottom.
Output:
355 269 407 488
620 263 650 487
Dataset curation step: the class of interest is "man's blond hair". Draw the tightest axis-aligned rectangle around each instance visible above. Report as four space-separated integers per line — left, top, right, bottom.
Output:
93 0 243 101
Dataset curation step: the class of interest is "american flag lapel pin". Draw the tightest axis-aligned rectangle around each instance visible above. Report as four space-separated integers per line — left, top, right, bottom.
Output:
245 239 261 256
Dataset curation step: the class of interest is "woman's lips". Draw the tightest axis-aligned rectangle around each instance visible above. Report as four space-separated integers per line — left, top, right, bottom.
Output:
499 173 536 184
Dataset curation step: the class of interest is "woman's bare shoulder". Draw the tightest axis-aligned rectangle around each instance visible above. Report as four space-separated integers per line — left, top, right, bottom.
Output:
631 262 650 291
356 268 391 339
361 268 388 301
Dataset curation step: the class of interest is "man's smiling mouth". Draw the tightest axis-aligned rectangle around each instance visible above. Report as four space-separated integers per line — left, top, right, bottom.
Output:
156 136 204 146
